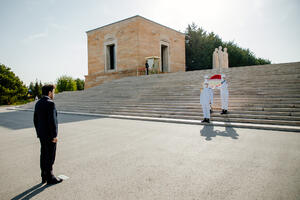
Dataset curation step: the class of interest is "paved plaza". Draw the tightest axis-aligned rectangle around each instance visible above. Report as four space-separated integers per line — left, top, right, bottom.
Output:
0 108 299 200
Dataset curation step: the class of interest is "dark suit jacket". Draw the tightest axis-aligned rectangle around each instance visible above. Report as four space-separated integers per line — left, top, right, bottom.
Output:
34 96 58 140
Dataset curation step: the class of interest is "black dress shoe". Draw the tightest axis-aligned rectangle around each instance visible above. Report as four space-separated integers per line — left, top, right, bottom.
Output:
224 110 228 114
220 109 225 114
41 171 47 183
202 118 210 123
42 177 46 184
47 177 63 185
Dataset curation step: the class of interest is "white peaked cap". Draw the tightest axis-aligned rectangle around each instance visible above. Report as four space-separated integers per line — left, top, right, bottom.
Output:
204 75 209 79
221 74 226 78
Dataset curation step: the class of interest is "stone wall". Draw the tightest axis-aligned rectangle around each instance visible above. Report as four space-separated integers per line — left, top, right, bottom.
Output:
85 16 185 89
137 17 185 73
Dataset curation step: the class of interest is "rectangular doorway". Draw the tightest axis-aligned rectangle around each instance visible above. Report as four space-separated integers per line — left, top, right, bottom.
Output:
106 44 115 70
161 44 169 72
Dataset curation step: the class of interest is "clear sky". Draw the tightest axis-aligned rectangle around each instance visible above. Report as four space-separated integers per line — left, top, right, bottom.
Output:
1 0 299 85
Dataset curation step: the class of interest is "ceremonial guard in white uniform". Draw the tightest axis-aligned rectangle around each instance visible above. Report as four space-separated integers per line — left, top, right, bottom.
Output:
204 75 214 113
219 74 229 114
200 82 212 123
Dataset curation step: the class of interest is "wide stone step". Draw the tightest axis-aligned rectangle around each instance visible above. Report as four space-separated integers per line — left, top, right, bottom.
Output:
81 110 300 126
113 109 300 120
57 104 300 119
57 89 300 95
21 62 300 130
136 97 300 103
92 79 300 84
53 101 300 110
54 104 300 126
116 106 300 116
89 78 300 86
55 105 300 124
60 84 300 91
52 100 300 108
55 103 300 113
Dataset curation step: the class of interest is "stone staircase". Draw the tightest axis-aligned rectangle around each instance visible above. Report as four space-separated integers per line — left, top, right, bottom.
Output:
21 62 300 130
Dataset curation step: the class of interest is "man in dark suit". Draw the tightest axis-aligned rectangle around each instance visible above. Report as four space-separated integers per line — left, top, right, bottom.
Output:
145 62 149 75
34 84 62 185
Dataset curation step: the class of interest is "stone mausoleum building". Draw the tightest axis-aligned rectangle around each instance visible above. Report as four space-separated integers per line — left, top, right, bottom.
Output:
85 15 185 88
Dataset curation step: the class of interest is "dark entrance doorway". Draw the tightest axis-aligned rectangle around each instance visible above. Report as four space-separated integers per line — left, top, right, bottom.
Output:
106 44 115 70
161 45 168 72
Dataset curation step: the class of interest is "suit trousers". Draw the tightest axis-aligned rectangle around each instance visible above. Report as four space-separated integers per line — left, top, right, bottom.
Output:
39 139 56 177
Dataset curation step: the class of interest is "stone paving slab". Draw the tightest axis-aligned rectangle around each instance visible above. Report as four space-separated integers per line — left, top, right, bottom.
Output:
0 108 300 200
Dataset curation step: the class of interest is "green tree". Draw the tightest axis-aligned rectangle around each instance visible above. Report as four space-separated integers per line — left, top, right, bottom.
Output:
0 64 28 105
56 75 77 93
29 80 43 99
75 78 85 90
223 41 271 67
185 23 271 71
185 23 222 71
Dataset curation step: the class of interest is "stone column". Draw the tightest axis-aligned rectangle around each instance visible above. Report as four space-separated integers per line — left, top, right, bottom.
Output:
218 46 223 68
212 48 219 69
223 47 229 68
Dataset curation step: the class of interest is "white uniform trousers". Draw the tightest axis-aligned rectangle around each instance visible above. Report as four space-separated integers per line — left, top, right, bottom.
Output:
221 92 228 110
201 103 210 119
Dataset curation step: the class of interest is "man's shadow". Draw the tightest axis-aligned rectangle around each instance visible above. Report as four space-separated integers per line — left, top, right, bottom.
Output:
11 183 53 200
200 124 239 141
